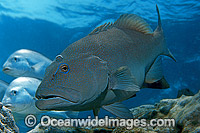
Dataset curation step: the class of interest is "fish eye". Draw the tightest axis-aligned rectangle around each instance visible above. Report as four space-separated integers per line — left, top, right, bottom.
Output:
13 57 19 62
11 90 17 96
53 63 69 77
60 64 69 73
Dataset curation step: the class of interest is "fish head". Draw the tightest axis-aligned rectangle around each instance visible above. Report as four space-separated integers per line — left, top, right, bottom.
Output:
2 86 34 113
2 77 41 113
35 53 108 111
2 53 32 77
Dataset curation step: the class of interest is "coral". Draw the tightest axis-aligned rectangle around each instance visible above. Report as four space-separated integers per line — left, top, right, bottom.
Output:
130 90 200 132
177 88 194 98
0 102 19 133
28 91 200 133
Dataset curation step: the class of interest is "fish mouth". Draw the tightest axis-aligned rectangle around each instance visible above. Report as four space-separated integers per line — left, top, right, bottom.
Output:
4 104 12 108
35 95 78 110
36 94 78 104
35 87 81 110
2 67 11 72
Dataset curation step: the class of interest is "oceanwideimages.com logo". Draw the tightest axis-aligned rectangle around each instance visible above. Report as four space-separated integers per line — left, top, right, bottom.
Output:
25 115 175 129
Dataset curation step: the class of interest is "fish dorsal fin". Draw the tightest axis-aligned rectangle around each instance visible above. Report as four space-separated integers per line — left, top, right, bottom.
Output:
89 22 114 35
114 14 153 34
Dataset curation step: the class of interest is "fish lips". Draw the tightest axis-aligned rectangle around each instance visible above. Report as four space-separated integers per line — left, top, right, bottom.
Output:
2 67 11 72
35 88 81 110
35 97 77 111
3 103 13 109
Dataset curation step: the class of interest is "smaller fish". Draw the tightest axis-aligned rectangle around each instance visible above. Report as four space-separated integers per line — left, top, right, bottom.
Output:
2 49 52 80
2 77 78 130
2 77 42 115
0 80 8 101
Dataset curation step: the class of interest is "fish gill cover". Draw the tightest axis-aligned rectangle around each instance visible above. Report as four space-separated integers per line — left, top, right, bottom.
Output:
0 0 199 116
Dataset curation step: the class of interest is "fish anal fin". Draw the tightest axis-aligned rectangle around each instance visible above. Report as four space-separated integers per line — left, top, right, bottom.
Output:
102 102 133 118
112 66 140 92
145 56 170 89
143 76 170 89
145 56 163 84
114 14 153 34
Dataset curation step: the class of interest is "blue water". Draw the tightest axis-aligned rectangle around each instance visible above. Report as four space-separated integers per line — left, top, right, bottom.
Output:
0 0 200 126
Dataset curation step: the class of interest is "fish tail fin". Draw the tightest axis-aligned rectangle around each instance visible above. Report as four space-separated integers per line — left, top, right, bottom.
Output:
163 48 176 62
154 5 176 62
155 5 162 33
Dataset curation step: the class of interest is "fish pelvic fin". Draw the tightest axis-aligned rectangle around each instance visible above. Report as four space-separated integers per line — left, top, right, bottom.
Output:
65 111 79 118
93 108 100 117
113 14 153 34
102 102 133 118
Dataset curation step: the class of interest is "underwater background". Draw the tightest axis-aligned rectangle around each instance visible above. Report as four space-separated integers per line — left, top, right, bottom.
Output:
0 0 199 119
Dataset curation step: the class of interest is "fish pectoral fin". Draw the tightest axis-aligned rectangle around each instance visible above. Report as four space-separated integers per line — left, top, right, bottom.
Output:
93 108 100 117
31 62 45 72
65 111 79 118
112 66 140 92
102 102 133 118
144 56 170 89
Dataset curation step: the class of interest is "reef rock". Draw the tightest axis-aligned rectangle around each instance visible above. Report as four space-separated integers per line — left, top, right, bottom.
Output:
177 88 194 98
28 90 200 133
130 90 200 132
0 102 19 133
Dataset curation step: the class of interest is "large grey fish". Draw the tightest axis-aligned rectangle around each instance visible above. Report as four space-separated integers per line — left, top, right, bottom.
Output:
35 6 176 118
2 49 52 80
